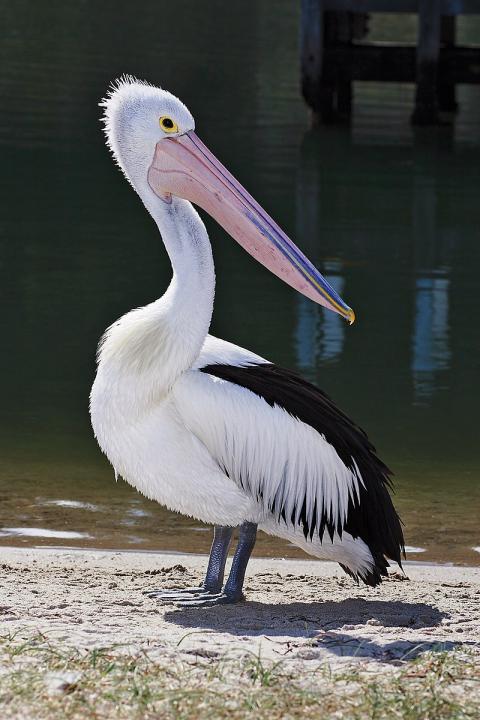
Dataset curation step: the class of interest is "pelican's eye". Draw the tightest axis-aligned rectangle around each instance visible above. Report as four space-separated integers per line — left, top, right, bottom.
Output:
159 116 178 133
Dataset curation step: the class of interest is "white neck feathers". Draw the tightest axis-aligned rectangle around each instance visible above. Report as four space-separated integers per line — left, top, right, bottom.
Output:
97 188 215 398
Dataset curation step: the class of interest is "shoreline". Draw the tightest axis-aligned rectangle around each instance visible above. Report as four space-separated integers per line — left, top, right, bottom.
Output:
1 546 479 668
2 543 480 571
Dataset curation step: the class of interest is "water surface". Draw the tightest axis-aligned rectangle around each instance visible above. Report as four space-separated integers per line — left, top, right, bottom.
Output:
1 2 479 565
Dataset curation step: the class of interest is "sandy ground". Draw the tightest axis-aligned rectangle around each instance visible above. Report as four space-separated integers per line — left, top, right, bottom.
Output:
0 547 479 668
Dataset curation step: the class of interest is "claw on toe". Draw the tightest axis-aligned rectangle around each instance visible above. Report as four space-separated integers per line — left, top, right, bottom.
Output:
143 586 244 606
143 587 218 603
176 592 245 607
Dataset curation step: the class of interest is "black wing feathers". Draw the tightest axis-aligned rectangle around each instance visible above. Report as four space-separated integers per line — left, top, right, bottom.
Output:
200 362 405 577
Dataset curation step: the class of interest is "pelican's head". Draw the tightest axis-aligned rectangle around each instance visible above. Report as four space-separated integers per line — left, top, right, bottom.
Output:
102 77 355 322
102 77 194 188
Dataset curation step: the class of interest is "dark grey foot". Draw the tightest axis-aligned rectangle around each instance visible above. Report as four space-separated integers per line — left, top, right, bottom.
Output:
145 525 233 603
143 587 217 601
145 522 257 607
175 522 257 608
175 591 245 607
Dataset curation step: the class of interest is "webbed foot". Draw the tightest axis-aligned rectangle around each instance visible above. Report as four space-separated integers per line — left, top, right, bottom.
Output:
143 586 218 602
175 591 245 607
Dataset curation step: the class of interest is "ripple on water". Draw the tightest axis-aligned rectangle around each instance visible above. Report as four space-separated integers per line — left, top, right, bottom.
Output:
41 500 101 512
0 528 92 540
405 546 427 554
126 508 152 518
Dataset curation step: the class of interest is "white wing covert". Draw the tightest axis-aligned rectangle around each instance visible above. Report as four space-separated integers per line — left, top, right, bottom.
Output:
173 364 363 540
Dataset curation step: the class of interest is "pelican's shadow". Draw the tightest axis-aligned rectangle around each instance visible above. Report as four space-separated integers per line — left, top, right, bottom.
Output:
164 599 468 661
166 599 446 636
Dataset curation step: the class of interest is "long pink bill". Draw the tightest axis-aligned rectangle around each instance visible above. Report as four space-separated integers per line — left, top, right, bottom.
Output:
147 131 355 322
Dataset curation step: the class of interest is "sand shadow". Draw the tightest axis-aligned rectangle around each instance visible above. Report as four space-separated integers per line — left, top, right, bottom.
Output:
305 632 469 662
165 599 472 662
165 598 446 636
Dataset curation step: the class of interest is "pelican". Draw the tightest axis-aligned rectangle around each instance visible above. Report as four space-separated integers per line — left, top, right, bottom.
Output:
90 77 404 606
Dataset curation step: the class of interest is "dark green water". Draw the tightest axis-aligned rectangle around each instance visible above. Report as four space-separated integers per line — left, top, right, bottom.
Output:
1 2 479 565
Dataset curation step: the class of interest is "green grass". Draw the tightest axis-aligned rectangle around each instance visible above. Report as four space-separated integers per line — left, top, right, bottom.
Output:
0 631 478 720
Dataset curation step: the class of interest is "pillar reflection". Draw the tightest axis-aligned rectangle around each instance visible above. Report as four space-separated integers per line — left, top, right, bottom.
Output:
295 261 346 369
412 275 450 403
411 134 453 405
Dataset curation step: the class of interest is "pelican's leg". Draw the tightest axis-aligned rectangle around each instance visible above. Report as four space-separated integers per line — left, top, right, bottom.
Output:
177 522 257 606
144 526 233 601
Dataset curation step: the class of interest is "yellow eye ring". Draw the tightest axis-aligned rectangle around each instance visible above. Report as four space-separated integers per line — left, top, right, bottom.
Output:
159 116 178 133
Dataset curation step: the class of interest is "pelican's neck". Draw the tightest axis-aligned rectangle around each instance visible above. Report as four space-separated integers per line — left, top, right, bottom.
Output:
99 183 215 394
150 192 216 366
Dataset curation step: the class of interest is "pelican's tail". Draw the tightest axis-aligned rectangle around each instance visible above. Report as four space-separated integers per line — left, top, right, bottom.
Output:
259 519 399 587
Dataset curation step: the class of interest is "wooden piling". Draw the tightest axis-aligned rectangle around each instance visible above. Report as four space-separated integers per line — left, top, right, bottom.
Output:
412 0 442 124
301 4 354 123
300 0 480 125
438 16 458 112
